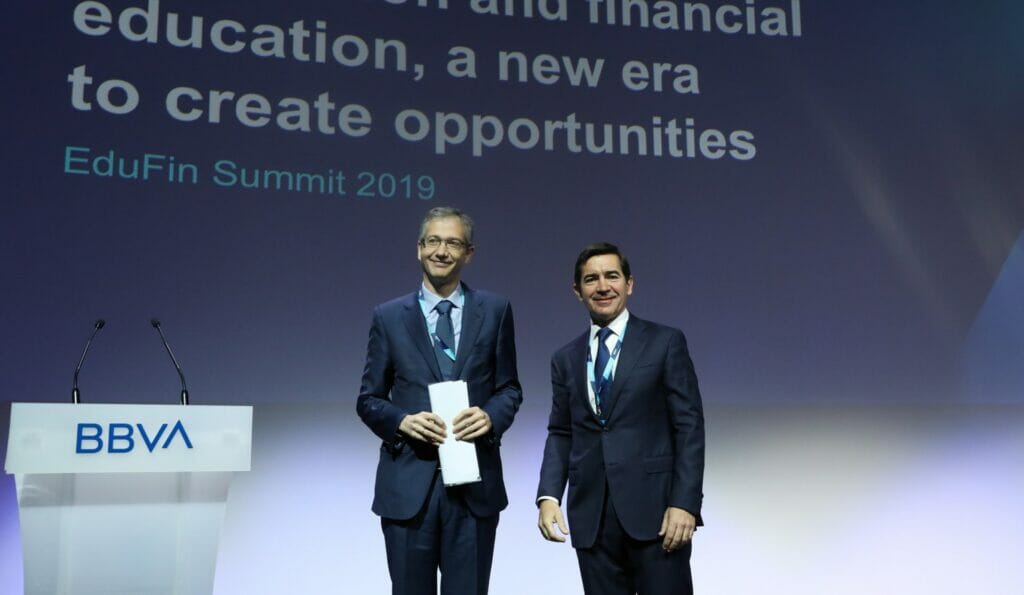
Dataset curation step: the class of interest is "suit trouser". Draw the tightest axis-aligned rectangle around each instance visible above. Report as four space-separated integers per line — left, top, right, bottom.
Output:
382 472 498 595
576 488 694 595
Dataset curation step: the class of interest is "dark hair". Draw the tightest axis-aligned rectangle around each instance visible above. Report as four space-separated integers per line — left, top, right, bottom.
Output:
419 207 474 245
573 242 631 288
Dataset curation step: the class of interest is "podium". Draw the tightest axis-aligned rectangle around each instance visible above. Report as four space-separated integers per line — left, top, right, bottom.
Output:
4 403 252 595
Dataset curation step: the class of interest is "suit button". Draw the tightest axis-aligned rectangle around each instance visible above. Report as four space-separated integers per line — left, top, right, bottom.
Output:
602 426 610 432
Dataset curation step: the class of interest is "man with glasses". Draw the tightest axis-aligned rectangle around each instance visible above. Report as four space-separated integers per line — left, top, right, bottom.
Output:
357 207 523 595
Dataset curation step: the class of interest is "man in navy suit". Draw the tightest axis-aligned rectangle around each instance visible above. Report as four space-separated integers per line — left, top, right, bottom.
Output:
357 207 522 595
536 242 705 595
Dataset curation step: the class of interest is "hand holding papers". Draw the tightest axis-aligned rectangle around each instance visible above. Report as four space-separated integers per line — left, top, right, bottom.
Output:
428 381 482 486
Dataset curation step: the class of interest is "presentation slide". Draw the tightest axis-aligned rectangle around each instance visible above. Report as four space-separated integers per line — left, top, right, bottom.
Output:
2 2 1021 593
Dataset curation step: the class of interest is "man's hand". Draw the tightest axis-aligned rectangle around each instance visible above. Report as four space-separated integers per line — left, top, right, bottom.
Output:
399 412 447 445
537 499 569 543
658 506 696 552
453 406 492 441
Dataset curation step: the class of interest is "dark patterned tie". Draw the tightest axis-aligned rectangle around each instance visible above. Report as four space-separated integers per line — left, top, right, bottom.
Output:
434 300 456 380
594 327 613 418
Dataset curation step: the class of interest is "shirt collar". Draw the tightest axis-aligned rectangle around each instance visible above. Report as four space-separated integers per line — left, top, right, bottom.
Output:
419 282 465 311
590 309 629 343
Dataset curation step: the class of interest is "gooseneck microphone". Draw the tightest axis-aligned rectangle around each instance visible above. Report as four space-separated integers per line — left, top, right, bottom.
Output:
150 318 190 405
72 319 106 404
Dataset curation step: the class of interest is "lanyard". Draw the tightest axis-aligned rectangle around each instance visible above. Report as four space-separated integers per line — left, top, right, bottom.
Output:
587 332 623 401
420 288 457 361
432 332 456 361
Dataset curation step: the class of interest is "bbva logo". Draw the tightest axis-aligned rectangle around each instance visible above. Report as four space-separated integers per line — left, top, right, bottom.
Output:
76 420 194 454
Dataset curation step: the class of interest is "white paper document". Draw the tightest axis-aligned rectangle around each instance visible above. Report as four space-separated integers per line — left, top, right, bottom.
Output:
428 380 481 486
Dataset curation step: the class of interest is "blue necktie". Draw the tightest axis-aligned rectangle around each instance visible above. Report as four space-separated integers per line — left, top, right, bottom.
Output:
594 327 613 417
434 300 456 380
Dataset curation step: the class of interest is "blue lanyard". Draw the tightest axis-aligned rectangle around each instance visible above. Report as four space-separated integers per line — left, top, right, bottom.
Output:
587 332 623 399
419 288 457 361
432 332 456 361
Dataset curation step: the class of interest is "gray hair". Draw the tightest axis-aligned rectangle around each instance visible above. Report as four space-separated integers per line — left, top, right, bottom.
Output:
419 207 474 245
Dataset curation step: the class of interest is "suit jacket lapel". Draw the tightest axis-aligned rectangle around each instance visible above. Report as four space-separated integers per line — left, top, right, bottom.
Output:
453 285 482 379
570 332 601 423
402 294 442 382
603 316 648 421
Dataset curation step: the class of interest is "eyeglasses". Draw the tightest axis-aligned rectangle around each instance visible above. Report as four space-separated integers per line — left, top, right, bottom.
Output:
420 236 470 252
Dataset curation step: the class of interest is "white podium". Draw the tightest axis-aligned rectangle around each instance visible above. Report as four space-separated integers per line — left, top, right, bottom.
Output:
4 403 252 595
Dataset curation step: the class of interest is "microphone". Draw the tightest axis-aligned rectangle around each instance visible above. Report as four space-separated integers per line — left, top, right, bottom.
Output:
72 319 106 404
150 318 190 405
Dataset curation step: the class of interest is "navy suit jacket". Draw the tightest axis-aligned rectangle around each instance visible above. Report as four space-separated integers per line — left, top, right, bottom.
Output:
357 284 522 520
537 315 705 549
